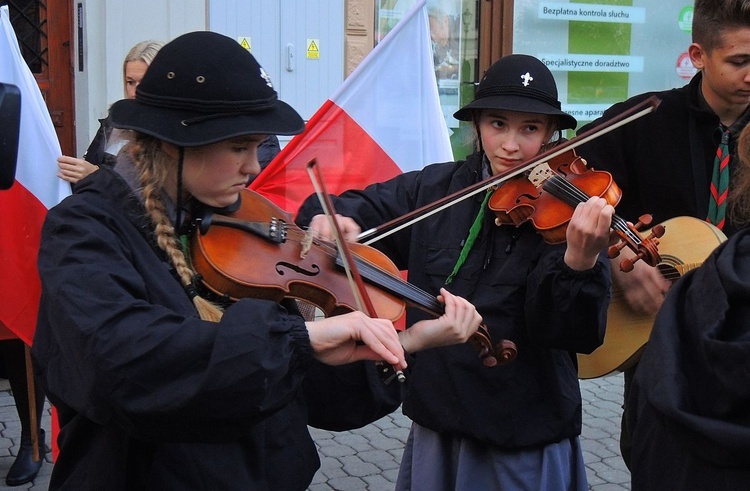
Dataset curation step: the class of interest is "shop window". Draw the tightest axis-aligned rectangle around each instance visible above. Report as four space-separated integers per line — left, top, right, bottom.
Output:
376 0 480 159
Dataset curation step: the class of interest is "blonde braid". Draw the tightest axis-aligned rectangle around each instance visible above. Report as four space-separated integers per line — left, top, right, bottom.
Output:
132 136 224 321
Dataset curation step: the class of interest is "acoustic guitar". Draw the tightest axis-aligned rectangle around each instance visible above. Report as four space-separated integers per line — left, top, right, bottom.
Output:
577 216 727 379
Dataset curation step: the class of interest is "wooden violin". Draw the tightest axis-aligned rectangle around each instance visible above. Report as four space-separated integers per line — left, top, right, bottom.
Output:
355 96 665 272
488 148 664 271
190 188 517 367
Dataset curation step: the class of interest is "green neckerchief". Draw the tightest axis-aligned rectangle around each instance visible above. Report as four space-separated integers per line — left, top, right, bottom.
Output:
445 189 492 285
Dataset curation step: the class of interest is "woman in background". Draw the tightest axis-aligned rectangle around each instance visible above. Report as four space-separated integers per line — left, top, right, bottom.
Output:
56 40 163 185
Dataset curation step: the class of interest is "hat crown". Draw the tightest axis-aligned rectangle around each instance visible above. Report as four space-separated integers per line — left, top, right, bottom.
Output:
108 31 304 146
474 54 559 109
451 53 576 130
135 31 278 114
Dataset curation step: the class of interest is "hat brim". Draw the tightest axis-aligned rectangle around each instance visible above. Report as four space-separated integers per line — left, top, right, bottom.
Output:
453 95 577 130
109 98 305 147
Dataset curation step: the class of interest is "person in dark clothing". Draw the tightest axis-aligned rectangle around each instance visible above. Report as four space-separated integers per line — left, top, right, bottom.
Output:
56 40 163 185
31 31 482 490
258 134 280 169
625 122 750 490
246 134 281 185
297 54 614 490
575 0 750 468
0 337 46 486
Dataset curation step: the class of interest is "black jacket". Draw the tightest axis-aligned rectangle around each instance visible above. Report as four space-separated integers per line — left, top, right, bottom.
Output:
83 117 117 169
627 228 750 490
297 152 611 448
32 164 400 490
577 72 750 236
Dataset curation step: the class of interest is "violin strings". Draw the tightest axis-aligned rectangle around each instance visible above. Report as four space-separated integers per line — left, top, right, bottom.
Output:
286 227 441 312
544 176 642 245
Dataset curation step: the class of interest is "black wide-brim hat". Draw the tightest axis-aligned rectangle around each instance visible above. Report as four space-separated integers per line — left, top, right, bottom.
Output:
109 31 304 147
453 54 577 130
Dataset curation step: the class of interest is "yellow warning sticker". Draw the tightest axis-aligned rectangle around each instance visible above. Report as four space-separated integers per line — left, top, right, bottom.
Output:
238 36 252 53
306 39 319 59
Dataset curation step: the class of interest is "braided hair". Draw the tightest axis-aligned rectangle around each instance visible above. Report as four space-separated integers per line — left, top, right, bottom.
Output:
130 135 224 322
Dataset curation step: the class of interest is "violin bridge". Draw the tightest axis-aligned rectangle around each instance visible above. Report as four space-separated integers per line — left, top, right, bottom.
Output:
528 163 554 188
300 228 313 258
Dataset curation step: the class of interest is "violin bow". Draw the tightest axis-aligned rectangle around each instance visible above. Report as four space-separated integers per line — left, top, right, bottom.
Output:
357 95 662 245
306 159 406 382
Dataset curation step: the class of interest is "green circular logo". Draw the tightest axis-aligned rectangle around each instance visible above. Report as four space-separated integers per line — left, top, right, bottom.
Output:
678 6 693 33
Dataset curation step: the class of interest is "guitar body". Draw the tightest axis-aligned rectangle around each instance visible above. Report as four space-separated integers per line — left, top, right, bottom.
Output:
577 216 727 379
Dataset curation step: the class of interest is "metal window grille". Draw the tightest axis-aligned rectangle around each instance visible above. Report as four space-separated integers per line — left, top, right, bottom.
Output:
1 0 47 73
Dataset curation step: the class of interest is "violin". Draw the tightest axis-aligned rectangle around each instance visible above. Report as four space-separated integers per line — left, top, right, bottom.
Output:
190 188 517 367
356 96 664 272
488 148 664 272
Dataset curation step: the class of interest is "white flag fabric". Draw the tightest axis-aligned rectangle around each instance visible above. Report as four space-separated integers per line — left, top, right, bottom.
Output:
0 5 70 344
251 0 453 214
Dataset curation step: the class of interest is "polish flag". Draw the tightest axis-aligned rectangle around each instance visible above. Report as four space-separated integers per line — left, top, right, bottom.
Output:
250 0 453 215
0 6 70 345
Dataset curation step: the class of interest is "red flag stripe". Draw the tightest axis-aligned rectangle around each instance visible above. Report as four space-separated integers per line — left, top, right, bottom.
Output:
252 100 402 215
250 0 451 216
0 183 47 345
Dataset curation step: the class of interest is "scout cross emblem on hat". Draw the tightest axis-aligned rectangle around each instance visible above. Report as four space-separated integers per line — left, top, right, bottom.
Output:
260 67 273 88
521 72 533 86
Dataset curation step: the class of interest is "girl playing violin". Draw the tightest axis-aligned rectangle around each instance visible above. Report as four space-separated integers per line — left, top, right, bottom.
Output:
31 31 481 490
297 54 615 490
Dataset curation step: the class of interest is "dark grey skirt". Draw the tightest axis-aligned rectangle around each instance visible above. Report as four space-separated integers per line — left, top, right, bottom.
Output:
396 422 588 490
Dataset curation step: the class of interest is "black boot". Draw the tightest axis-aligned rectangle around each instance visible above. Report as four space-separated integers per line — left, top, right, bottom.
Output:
5 429 45 486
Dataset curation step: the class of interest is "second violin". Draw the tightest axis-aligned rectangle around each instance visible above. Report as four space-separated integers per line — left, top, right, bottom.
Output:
489 148 664 272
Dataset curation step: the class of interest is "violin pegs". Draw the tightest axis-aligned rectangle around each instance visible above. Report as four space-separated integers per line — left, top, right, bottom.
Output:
607 241 626 259
632 214 653 231
650 224 666 239
619 257 635 272
482 355 499 368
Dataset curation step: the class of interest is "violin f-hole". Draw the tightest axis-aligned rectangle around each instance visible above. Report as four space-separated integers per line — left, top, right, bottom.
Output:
515 192 540 204
275 262 321 277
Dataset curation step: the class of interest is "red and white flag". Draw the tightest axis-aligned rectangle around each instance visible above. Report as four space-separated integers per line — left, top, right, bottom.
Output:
250 0 452 215
0 5 70 345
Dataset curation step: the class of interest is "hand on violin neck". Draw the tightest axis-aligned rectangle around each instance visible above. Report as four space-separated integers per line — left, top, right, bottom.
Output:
308 213 362 243
305 311 406 369
563 197 615 271
399 288 483 353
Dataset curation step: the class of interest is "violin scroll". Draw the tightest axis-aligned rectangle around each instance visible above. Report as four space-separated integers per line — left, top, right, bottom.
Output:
469 326 517 367
607 214 665 272
494 339 519 365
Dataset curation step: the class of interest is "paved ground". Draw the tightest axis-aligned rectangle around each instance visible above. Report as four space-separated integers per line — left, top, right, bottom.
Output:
0 379 52 491
0 374 630 490
308 374 631 491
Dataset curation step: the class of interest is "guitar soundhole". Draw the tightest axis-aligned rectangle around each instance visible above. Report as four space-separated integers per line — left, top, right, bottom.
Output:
657 264 680 284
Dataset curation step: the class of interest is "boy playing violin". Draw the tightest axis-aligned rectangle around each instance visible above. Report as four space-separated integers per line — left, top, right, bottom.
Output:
298 54 614 490
576 0 750 468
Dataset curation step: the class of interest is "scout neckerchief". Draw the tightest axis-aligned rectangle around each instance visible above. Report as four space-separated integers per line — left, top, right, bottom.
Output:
707 125 730 230
446 156 493 285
